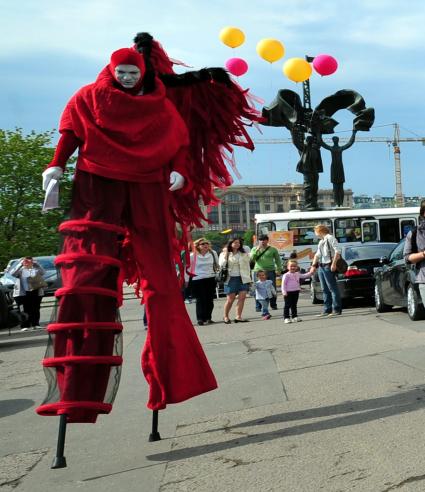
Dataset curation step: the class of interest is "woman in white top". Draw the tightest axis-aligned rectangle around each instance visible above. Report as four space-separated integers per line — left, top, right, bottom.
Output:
11 256 46 330
189 238 219 326
219 237 251 324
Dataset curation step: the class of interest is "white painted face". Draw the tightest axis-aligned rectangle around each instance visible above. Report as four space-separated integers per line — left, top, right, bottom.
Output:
114 64 141 88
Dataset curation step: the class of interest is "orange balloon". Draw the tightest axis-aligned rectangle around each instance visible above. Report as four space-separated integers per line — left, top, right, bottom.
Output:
283 58 312 82
256 38 285 63
219 27 245 48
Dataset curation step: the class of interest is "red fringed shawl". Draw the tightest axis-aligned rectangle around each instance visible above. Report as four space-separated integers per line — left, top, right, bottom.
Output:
59 67 189 183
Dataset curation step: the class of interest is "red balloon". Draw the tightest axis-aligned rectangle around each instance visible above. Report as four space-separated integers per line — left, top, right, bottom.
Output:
225 57 248 77
313 54 338 76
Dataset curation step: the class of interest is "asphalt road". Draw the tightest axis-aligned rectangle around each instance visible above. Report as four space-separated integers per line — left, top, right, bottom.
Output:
2 290 425 491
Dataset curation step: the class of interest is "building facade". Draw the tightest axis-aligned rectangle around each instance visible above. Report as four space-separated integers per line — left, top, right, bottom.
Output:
353 195 424 209
200 184 353 233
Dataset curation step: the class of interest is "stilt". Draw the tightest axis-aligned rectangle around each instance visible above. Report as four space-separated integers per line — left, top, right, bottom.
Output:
51 414 68 469
148 410 161 442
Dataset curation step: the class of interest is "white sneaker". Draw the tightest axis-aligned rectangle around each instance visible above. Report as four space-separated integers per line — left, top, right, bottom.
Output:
184 299 192 304
292 317 302 323
284 318 291 324
33 325 42 330
20 327 30 332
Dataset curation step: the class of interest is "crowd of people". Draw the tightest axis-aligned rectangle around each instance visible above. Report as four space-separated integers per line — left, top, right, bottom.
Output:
182 223 344 325
13 204 425 331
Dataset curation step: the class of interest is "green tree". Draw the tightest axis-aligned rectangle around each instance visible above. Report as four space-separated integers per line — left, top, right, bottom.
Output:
243 229 255 248
0 129 73 268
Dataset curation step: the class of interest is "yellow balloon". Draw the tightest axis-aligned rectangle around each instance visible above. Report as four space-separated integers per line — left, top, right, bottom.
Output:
256 38 285 63
283 57 312 83
219 27 245 48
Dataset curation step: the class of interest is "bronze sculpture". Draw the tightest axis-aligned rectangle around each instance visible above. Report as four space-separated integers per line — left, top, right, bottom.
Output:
262 89 374 210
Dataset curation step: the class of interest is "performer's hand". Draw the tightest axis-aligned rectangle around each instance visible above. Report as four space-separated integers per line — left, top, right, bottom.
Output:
169 171 185 191
42 167 63 191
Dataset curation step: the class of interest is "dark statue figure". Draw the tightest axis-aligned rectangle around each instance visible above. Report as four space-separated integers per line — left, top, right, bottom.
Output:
318 130 357 206
262 88 375 210
293 134 323 210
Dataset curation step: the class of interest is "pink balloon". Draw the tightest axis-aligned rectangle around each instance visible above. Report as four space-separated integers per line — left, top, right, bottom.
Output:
225 57 248 77
313 54 338 76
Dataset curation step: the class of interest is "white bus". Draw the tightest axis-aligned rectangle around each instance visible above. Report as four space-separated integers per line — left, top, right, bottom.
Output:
254 207 419 269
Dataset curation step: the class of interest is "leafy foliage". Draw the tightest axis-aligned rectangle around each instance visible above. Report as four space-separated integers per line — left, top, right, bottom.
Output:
242 229 255 248
0 129 73 268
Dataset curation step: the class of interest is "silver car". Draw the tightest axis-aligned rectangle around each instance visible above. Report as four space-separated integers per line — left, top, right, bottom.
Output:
0 256 61 296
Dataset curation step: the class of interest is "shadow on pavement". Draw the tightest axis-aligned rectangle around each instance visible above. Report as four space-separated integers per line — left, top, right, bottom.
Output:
146 385 425 462
0 334 47 352
0 398 34 418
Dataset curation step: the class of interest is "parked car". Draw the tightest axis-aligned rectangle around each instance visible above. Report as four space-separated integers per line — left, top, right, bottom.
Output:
310 242 398 305
374 238 425 321
0 255 61 296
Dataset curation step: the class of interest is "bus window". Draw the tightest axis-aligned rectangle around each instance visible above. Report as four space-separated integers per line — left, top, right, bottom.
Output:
334 218 362 243
361 220 380 242
400 218 416 238
288 219 332 246
257 221 276 236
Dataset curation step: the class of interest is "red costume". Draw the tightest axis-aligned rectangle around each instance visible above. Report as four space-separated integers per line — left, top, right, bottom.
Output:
37 34 260 424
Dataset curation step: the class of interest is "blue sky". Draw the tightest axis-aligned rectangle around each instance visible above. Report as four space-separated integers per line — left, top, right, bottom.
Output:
1 0 424 197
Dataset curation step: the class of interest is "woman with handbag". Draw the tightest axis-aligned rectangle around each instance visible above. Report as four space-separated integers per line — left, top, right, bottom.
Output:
311 224 343 316
11 257 46 330
188 238 219 326
219 237 251 324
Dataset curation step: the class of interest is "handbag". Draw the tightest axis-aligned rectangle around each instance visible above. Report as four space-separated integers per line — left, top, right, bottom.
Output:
250 246 270 269
326 239 348 274
216 252 229 282
28 272 48 290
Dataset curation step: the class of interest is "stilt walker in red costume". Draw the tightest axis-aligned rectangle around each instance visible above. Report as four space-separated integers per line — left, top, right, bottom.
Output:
39 32 260 468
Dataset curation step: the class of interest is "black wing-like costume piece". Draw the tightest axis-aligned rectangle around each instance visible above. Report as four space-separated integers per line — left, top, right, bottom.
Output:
134 33 262 229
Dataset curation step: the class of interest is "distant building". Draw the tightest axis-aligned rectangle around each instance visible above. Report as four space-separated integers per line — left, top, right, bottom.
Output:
199 184 353 234
353 194 424 209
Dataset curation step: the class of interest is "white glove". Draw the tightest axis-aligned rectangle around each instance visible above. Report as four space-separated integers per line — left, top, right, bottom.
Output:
42 167 63 191
169 171 185 192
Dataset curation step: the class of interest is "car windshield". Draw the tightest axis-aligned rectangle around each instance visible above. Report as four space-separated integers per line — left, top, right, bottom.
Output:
343 245 396 261
37 258 55 270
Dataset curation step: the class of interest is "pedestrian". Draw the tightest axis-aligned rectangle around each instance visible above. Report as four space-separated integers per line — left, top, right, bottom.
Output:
404 201 425 304
281 260 314 323
220 237 251 324
311 224 342 316
250 234 282 312
189 238 219 326
10 257 46 331
282 251 299 274
254 270 276 320
181 247 193 304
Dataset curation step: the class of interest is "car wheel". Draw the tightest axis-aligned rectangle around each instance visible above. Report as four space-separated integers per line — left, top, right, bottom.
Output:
310 282 322 304
0 290 8 329
374 283 391 313
407 284 425 321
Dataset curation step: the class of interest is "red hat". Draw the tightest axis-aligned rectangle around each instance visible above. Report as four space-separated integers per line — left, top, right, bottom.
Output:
109 48 146 73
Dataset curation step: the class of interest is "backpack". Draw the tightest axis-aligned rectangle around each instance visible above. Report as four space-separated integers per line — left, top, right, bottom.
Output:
411 227 418 253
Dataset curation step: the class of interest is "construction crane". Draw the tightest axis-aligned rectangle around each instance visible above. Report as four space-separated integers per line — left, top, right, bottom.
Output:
254 123 425 207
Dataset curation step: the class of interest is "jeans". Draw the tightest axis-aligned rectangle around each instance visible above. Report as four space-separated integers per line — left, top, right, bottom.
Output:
318 266 342 314
191 277 217 322
21 290 43 327
258 299 270 316
253 271 277 310
283 291 299 319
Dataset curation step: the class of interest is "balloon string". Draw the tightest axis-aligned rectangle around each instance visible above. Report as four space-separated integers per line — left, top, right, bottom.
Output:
270 62 273 93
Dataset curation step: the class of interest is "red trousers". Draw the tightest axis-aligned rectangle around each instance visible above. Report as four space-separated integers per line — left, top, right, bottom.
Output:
37 170 217 423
